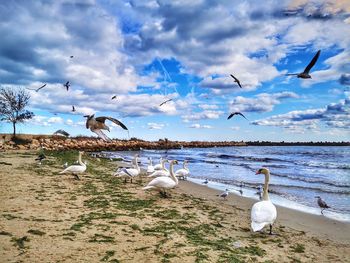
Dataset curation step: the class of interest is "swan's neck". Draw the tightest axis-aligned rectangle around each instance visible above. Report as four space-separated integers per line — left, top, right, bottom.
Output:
162 160 166 169
78 153 85 166
183 162 187 169
134 157 140 171
169 162 178 184
149 159 153 166
262 172 270 201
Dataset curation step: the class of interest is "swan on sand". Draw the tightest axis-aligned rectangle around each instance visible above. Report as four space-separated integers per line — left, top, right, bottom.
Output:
59 151 86 180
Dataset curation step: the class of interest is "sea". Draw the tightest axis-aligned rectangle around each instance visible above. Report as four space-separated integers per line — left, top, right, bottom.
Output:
107 146 350 222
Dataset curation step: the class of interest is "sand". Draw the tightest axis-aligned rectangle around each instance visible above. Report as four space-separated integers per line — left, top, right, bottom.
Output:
0 150 349 263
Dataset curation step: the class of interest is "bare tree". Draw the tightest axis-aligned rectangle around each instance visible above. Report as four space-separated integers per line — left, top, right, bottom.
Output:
0 87 34 137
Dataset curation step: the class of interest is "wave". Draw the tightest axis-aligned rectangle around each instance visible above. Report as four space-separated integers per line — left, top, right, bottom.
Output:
296 161 350 170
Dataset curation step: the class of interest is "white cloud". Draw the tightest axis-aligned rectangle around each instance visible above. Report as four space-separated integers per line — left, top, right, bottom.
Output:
147 122 165 129
182 110 223 122
189 123 213 129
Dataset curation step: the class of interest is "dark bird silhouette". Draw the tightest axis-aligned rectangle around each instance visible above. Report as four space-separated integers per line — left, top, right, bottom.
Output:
70 55 74 58
53 129 70 137
315 196 330 215
72 106 76 112
286 50 321 79
230 74 242 88
26 84 47 92
202 179 208 185
64 81 70 91
227 112 248 120
35 153 46 164
159 99 172 106
84 114 128 142
111 95 117 100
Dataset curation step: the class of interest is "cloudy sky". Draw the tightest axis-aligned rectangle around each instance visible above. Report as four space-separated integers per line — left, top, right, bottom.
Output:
0 0 349 141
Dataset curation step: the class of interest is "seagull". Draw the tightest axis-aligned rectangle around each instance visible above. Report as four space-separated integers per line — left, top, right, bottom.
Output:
111 95 117 100
217 189 229 200
64 81 70 91
35 153 46 164
315 196 330 215
230 74 242 88
227 112 248 121
202 179 208 185
70 55 74 58
286 50 321 79
26 84 47 92
159 99 172 107
53 129 70 137
72 106 76 112
84 114 128 142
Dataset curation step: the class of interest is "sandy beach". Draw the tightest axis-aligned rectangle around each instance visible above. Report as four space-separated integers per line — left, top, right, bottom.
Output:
1 150 349 262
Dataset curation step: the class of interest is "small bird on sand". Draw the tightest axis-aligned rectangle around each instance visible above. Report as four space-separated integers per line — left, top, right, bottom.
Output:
84 114 128 142
72 106 76 112
159 99 172 107
64 81 70 91
230 74 242 88
35 153 46 164
227 112 248 121
202 179 209 185
111 95 117 100
286 50 321 79
217 189 229 200
53 129 70 137
315 196 330 215
27 84 47 92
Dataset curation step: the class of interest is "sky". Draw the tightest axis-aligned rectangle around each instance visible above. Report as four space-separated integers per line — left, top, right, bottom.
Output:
0 0 349 142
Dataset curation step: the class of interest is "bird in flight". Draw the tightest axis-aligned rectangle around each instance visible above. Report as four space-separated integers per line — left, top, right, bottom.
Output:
286 50 321 79
84 114 128 142
230 74 242 88
159 99 172 107
111 95 117 100
70 55 74 58
72 106 76 112
64 81 70 91
26 84 47 92
227 112 248 120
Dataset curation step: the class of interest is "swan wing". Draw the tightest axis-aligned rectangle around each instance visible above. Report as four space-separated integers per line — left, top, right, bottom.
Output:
92 129 111 142
146 177 175 189
60 165 86 174
251 201 277 232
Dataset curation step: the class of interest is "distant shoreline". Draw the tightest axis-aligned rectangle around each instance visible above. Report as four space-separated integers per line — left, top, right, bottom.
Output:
0 133 349 151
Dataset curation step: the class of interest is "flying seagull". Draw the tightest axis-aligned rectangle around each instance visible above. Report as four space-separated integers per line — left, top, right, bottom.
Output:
227 112 248 120
315 196 330 215
70 55 74 58
230 74 242 88
159 99 172 107
286 50 321 79
111 95 117 100
53 129 70 137
27 84 47 92
72 105 76 112
84 114 128 142
64 81 70 91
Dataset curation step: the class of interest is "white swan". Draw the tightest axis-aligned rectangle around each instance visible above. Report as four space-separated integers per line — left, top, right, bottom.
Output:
114 154 140 183
153 157 164 171
148 159 169 178
251 168 277 235
146 157 155 173
143 160 179 197
59 151 86 180
175 160 190 180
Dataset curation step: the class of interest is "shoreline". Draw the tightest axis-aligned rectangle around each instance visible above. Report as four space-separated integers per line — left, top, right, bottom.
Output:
0 150 349 262
177 180 350 243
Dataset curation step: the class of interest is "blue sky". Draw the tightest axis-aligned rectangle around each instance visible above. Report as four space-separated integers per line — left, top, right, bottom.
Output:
0 0 349 141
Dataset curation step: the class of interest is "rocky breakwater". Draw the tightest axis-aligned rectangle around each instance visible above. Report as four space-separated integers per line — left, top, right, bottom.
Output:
0 135 246 151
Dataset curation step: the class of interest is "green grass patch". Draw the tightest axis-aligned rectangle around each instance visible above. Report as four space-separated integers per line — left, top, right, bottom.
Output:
0 231 12 236
101 250 115 261
291 243 305 253
12 236 29 249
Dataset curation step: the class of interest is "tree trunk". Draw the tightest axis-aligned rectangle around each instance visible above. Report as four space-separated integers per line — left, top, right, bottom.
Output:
12 121 16 138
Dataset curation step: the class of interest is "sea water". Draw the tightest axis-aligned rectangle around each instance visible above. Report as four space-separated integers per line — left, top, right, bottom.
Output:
108 146 350 222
